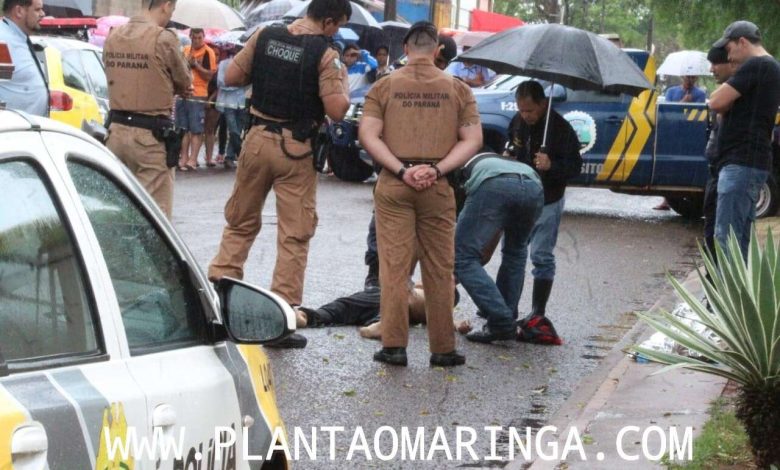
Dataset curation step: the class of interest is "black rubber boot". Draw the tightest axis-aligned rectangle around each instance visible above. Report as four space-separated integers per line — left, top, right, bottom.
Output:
364 260 380 292
531 278 554 317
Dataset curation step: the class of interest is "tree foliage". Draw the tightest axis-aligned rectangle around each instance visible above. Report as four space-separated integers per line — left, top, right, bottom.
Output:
492 0 651 48
652 0 780 56
491 0 779 55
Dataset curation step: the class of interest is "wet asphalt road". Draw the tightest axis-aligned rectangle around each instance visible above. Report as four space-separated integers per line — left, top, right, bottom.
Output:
172 169 701 468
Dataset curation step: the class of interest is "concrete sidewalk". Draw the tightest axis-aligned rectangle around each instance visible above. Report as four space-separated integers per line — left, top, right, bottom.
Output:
505 217 780 469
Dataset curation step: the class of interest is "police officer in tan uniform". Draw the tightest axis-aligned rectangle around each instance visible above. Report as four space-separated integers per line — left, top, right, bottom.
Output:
103 0 191 219
359 21 483 367
208 0 352 348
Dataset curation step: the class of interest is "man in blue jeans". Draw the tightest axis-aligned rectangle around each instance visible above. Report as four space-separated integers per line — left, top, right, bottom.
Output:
216 52 249 169
709 21 780 259
456 152 544 343
505 80 581 331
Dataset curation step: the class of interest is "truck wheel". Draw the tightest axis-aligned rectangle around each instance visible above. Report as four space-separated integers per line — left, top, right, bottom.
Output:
756 173 779 218
666 194 704 219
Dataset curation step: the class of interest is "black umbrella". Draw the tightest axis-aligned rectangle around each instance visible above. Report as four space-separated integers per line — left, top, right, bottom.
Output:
458 23 653 148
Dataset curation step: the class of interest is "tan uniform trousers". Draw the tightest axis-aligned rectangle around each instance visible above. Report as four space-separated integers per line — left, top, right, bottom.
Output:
374 170 456 354
208 125 318 306
107 123 174 219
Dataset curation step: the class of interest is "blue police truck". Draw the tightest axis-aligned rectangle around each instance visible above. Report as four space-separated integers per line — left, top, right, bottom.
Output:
330 49 780 218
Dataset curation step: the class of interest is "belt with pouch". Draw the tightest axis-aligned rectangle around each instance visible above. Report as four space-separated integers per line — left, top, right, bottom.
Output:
109 110 172 130
250 115 327 164
399 159 439 168
251 115 295 133
108 110 182 168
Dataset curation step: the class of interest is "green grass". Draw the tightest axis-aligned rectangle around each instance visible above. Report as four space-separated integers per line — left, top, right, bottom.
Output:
666 398 754 469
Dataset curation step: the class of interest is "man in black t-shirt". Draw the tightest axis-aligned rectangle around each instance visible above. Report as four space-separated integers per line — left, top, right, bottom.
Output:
709 20 780 258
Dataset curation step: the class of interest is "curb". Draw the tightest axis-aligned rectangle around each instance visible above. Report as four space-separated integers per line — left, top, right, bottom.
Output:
505 269 726 470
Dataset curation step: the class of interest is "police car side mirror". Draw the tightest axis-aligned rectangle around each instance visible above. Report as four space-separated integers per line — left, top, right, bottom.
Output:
215 278 296 344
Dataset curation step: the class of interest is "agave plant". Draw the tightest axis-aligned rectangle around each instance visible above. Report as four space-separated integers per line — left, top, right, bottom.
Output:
632 230 780 468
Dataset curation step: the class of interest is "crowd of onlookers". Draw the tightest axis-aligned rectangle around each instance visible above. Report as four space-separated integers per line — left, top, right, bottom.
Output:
174 28 249 171
338 40 495 94
174 28 497 172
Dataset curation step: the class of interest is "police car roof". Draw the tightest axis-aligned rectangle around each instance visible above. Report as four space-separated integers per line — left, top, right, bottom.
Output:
0 108 96 143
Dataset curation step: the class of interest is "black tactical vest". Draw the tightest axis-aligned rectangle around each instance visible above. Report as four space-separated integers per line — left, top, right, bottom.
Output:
252 25 329 124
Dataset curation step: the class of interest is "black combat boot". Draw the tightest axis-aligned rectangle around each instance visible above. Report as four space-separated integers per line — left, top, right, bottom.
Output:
373 347 407 366
430 350 466 367
266 333 308 349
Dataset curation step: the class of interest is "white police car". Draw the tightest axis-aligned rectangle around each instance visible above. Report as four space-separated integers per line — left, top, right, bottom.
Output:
0 105 294 469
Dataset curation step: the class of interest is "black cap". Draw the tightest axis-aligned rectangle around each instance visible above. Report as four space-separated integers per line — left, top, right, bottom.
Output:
438 34 457 64
403 21 438 45
713 20 761 48
707 46 729 64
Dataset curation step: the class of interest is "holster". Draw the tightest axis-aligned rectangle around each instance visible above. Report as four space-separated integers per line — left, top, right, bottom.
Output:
109 111 181 168
311 124 331 173
252 115 328 171
152 126 185 169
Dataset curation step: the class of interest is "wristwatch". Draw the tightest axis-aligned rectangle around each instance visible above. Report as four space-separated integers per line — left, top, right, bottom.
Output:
396 166 406 180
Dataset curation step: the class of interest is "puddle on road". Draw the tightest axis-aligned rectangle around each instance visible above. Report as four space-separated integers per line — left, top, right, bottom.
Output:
582 311 638 361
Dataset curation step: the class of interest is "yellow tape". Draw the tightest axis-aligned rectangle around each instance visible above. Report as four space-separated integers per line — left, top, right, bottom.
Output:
175 96 247 111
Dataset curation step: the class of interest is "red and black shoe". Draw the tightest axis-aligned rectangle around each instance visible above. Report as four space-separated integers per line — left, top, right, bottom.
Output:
517 314 563 346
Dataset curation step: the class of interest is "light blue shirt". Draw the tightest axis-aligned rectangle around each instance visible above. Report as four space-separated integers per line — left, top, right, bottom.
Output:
447 61 495 86
216 59 248 112
0 19 48 116
465 155 541 196
665 85 706 103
